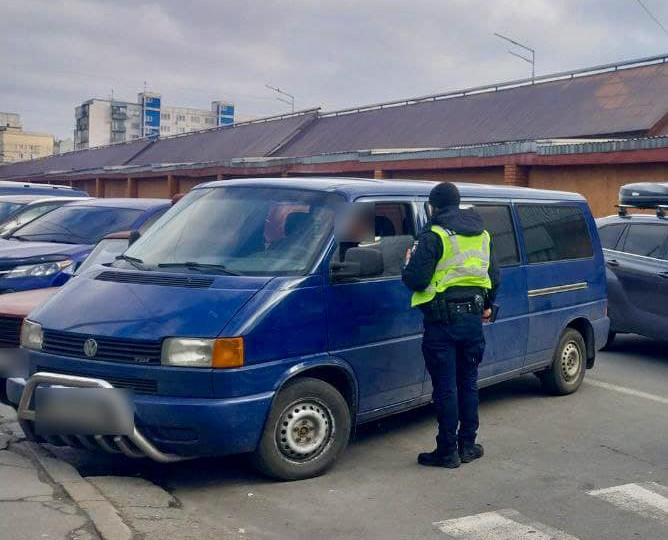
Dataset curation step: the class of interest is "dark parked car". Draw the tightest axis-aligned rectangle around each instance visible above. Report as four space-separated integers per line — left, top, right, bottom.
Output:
0 198 169 293
0 181 88 197
0 195 91 237
597 182 668 346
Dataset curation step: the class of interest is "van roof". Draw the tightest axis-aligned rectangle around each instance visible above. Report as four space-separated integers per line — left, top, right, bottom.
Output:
197 177 585 201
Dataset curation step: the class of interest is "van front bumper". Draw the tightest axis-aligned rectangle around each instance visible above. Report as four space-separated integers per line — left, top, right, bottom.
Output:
10 373 274 460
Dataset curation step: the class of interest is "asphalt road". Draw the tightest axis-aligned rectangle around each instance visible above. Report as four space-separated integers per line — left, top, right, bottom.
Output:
49 334 668 540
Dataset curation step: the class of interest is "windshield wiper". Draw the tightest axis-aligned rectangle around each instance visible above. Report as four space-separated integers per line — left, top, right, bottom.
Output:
115 254 147 270
157 261 241 276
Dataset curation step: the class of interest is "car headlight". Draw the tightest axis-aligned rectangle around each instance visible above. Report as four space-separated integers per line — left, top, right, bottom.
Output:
161 337 244 368
6 260 73 279
20 319 43 350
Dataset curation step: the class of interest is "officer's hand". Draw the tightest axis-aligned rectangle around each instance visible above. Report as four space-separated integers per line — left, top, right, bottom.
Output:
405 248 412 265
482 308 492 323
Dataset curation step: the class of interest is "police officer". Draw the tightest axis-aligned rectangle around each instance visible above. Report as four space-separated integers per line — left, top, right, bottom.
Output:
402 182 499 468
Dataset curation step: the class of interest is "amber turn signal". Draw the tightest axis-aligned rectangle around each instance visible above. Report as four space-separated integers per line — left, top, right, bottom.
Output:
212 337 244 368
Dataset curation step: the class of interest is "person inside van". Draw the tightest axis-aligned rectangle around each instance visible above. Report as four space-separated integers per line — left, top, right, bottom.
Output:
402 182 499 469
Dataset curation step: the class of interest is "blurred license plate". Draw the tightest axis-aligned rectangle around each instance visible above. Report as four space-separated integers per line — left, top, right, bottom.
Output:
34 386 133 436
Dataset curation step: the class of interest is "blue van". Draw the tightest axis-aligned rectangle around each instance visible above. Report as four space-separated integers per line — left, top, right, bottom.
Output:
10 178 608 480
0 198 169 293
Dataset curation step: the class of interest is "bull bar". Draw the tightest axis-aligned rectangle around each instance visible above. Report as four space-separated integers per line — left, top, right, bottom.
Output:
17 371 187 463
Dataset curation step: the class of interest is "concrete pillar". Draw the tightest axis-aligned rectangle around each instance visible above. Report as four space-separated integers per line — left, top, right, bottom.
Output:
503 164 529 187
126 177 138 198
167 174 179 197
95 177 105 198
373 169 388 180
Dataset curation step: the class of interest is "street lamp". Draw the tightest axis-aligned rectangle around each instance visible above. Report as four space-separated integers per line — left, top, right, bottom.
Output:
494 32 535 81
265 84 295 113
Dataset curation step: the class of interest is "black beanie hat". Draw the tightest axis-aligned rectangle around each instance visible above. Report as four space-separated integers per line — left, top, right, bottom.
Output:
429 182 460 209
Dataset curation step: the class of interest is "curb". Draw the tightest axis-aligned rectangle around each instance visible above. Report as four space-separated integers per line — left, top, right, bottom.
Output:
21 441 133 540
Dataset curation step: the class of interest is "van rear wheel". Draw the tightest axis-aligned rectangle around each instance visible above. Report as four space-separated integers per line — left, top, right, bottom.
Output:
539 328 586 395
252 377 351 481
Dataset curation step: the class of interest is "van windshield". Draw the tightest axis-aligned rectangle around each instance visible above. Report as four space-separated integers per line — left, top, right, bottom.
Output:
123 187 342 276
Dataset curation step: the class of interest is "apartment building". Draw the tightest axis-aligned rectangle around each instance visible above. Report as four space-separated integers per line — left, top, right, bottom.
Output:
74 93 235 150
0 112 54 164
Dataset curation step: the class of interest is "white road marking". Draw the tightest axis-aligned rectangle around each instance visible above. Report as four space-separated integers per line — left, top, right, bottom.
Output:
585 379 668 405
588 482 668 524
434 509 580 539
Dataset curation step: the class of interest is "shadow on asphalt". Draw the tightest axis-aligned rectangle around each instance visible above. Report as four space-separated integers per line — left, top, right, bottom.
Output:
48 374 548 490
603 334 667 363
41 334 667 491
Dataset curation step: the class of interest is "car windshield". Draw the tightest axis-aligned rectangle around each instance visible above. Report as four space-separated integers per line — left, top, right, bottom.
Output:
0 203 61 237
123 187 342 276
76 238 130 275
0 201 26 221
9 206 143 245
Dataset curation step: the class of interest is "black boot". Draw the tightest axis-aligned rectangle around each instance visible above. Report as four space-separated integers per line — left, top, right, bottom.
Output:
417 449 461 468
459 443 484 463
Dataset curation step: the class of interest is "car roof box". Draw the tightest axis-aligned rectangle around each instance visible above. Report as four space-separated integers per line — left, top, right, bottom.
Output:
619 182 668 207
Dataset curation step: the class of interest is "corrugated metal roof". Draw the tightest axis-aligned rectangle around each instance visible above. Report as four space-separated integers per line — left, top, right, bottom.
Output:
0 139 152 179
3 57 668 180
128 112 317 166
277 63 668 157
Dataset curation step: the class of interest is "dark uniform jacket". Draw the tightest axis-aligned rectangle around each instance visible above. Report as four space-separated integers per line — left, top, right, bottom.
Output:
401 206 500 314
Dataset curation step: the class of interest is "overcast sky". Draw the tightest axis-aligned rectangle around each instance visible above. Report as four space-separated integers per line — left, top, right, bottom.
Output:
2 0 668 139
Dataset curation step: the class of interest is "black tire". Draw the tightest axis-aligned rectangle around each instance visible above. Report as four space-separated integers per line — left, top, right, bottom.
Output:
539 328 587 395
601 331 616 350
0 378 8 406
252 377 351 481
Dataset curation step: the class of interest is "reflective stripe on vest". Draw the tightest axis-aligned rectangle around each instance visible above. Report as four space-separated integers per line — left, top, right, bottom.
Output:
411 226 492 307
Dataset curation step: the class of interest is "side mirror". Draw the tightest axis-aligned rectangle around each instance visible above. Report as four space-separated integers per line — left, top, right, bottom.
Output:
330 247 383 281
128 230 141 246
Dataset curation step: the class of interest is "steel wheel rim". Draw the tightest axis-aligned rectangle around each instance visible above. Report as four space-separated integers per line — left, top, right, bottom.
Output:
560 341 581 382
275 399 333 461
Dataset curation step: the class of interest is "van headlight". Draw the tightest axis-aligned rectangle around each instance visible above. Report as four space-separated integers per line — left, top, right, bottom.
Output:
161 337 244 368
21 320 43 350
6 260 73 278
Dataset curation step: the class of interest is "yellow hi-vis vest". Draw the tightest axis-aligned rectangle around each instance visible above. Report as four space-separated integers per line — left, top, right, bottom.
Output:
411 225 492 307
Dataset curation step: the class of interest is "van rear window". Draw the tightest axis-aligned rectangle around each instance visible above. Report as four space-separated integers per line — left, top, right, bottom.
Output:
517 205 593 264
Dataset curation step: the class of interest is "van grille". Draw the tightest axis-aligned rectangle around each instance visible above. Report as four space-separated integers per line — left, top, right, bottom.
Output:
36 366 157 394
0 316 22 347
95 270 213 288
42 329 162 365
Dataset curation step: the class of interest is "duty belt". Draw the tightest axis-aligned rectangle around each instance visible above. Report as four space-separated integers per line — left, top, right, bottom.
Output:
426 294 485 324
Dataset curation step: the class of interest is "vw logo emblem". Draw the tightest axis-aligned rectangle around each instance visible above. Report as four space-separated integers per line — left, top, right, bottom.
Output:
83 338 98 358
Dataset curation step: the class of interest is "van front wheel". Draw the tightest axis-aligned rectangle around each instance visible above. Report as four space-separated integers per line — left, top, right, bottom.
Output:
252 377 351 481
539 328 586 395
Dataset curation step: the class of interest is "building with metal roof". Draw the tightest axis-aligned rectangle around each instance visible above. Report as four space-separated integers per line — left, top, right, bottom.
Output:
3 54 668 216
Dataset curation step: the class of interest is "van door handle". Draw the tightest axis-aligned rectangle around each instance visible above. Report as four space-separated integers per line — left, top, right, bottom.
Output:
606 259 620 267
658 271 668 279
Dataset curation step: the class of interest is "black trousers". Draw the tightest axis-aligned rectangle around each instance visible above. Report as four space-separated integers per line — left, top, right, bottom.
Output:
422 313 485 453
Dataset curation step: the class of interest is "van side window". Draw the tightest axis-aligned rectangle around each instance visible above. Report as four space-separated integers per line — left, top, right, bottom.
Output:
621 224 668 259
335 202 416 278
472 205 519 267
517 205 593 263
598 224 626 250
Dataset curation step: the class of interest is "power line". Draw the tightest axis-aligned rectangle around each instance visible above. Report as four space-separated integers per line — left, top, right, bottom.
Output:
636 0 668 37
